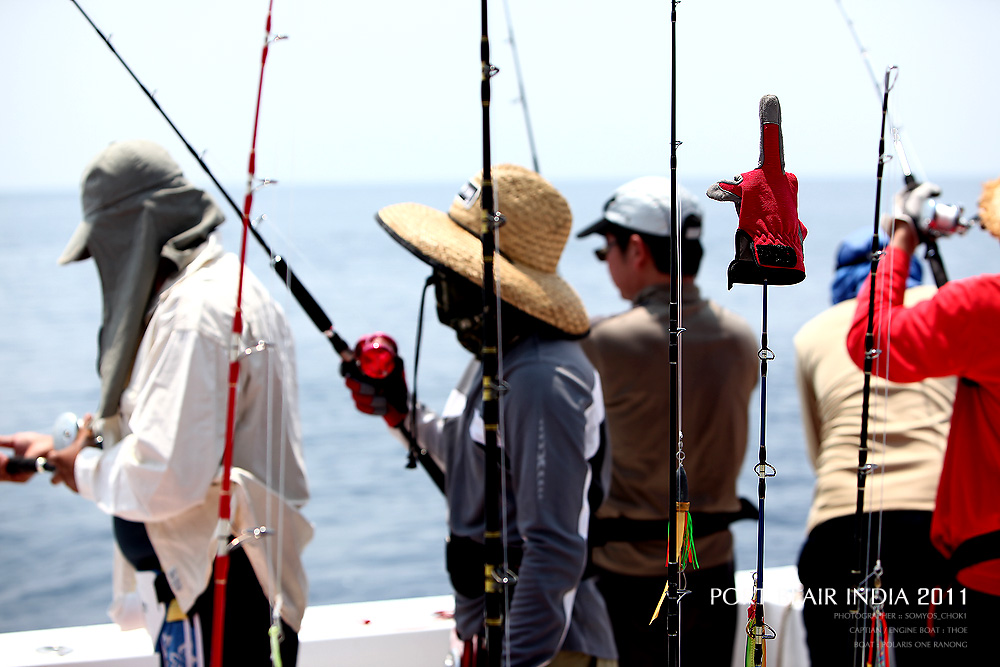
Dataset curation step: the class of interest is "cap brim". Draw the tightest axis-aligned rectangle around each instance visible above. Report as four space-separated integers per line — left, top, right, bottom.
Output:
575 218 613 238
376 202 590 336
57 220 93 265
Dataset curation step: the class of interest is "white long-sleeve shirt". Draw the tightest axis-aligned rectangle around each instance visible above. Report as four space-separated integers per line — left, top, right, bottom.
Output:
75 235 312 631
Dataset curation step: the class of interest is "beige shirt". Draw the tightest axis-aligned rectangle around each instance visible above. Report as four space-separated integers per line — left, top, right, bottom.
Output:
794 285 955 534
582 283 759 574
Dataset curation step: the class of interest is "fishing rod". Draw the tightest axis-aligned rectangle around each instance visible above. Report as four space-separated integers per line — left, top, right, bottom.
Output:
665 1 683 665
69 1 447 485
851 63 894 614
848 66 901 666
707 92 804 666
211 3 277 665
747 287 776 667
480 3 509 665
834 0 975 288
68 0 352 361
500 0 539 173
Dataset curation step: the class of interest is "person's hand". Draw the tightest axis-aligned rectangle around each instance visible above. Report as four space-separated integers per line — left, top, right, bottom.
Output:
341 357 410 428
893 182 941 227
707 94 807 288
882 183 940 255
0 431 55 482
45 415 96 493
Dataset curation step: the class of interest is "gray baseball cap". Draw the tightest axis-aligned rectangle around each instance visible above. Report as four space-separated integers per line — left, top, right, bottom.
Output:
577 176 703 239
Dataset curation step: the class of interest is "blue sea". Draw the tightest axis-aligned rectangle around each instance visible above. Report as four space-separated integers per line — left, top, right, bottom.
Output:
0 176 995 633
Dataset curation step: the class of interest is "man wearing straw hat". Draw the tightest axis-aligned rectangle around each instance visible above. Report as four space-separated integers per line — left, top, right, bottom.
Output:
847 179 1000 656
577 176 759 667
343 164 618 667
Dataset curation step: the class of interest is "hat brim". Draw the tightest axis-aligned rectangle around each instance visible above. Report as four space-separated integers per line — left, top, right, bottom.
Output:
377 202 590 336
58 220 93 264
575 218 612 239
978 176 1000 241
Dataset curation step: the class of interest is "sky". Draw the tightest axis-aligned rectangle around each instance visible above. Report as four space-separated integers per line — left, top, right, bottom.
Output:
2 0 998 193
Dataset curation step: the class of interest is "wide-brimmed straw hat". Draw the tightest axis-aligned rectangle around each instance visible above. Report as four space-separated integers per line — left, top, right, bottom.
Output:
978 176 1000 240
376 164 589 336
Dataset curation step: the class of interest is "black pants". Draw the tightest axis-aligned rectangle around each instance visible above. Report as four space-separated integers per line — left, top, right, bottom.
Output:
188 546 299 667
594 561 736 667
798 511 975 666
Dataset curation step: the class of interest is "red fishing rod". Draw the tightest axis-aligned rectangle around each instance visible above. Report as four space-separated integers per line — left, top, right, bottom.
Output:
210 3 277 665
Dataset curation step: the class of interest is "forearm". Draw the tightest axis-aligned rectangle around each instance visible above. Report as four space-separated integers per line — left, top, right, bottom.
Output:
76 330 227 521
890 220 920 255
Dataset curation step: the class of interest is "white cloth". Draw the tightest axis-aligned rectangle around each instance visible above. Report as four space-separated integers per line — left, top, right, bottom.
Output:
74 235 312 633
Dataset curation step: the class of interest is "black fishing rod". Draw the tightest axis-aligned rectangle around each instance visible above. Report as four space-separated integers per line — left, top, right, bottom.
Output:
68 0 352 360
851 66 895 622
834 0 956 288
665 1 682 665
69 0 448 491
479 3 507 666
500 0 539 173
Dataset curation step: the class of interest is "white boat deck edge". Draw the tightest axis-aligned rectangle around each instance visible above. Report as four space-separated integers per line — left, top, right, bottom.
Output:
0 567 808 667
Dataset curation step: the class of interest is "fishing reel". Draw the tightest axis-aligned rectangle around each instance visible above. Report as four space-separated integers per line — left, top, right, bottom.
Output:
353 332 399 380
918 198 976 238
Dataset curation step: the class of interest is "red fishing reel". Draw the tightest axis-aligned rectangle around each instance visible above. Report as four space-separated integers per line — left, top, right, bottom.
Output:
354 332 398 379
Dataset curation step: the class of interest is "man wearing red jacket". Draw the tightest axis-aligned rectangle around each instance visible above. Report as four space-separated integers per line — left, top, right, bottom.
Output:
847 180 1000 654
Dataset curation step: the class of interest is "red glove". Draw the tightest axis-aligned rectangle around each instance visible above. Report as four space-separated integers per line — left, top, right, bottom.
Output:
341 334 409 428
707 95 807 288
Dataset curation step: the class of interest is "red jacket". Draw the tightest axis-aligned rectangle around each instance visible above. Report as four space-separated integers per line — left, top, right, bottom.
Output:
848 246 1000 595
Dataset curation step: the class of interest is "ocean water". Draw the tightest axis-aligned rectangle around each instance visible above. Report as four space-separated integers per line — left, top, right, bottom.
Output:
0 176 995 633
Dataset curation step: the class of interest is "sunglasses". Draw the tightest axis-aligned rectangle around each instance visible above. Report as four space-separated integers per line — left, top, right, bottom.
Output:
595 234 630 262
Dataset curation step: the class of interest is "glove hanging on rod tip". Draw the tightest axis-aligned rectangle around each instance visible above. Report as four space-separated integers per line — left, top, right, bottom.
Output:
707 95 808 289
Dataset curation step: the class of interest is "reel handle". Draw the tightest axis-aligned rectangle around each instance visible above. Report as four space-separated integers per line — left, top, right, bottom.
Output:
4 456 55 475
3 412 85 476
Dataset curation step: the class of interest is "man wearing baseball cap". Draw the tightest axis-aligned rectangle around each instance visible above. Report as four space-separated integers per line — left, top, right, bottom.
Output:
579 176 759 667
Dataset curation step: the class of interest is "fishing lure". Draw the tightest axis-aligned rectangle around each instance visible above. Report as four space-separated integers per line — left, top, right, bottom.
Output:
649 465 699 626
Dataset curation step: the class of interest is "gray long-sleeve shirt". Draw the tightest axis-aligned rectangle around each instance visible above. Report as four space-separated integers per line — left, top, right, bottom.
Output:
407 335 617 666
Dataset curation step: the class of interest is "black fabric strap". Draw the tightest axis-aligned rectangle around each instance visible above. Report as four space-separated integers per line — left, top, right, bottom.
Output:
589 497 759 547
948 529 1000 576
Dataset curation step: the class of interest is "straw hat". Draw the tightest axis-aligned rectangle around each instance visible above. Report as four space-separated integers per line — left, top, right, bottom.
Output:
978 176 1000 240
376 164 589 336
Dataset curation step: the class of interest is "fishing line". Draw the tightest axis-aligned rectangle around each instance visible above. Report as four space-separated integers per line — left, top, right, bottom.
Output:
68 0 355 362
